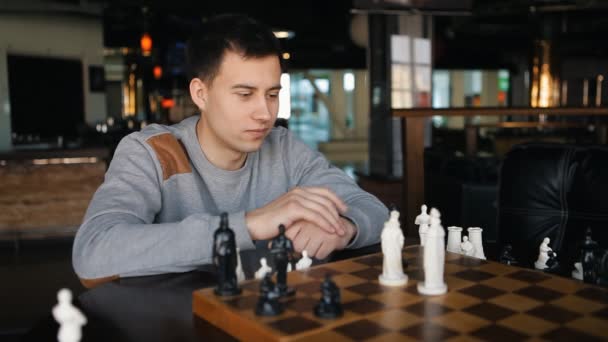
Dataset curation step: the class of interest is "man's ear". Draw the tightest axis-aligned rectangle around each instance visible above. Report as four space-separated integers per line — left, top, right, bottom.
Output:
189 78 208 112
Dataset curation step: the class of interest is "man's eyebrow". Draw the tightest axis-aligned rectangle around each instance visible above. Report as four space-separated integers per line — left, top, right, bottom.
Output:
231 84 256 90
231 84 282 91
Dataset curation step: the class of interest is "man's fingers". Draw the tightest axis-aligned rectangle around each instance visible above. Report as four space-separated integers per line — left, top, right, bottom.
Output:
284 224 301 240
316 243 334 260
287 197 338 235
291 195 345 235
292 233 310 253
301 187 348 213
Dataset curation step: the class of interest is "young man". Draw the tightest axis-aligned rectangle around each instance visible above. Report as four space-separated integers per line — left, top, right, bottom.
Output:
73 14 387 288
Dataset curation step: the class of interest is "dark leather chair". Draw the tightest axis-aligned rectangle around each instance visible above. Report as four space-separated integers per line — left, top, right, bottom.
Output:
497 142 608 270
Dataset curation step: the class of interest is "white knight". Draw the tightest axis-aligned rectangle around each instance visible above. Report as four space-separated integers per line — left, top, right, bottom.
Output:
535 237 554 270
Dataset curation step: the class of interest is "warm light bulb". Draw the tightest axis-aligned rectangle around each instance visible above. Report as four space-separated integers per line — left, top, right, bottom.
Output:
140 33 153 54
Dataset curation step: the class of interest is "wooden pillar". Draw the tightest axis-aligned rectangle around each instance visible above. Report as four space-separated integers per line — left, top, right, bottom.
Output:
402 116 425 237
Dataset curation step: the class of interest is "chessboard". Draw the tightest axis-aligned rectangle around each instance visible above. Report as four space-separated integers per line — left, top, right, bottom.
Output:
192 246 608 341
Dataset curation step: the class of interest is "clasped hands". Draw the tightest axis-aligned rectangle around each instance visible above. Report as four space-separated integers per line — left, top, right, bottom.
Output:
245 187 356 259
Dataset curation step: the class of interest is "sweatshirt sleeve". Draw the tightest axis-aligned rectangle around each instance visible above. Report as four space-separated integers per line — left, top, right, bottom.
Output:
72 134 254 284
282 130 388 249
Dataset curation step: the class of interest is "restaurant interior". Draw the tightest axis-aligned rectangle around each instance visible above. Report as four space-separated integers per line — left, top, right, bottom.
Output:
1 0 608 341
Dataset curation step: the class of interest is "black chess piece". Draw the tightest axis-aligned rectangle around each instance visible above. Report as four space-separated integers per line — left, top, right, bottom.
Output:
595 249 608 287
582 227 599 284
499 244 518 266
545 250 561 274
270 224 295 297
314 274 343 319
255 273 283 316
213 213 242 296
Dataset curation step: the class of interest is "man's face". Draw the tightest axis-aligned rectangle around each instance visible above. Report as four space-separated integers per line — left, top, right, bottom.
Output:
197 51 281 160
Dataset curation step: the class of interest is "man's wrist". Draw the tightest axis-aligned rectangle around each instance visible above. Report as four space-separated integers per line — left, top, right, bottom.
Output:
339 216 357 246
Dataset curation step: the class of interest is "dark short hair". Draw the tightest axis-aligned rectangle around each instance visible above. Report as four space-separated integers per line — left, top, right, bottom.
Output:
185 14 283 84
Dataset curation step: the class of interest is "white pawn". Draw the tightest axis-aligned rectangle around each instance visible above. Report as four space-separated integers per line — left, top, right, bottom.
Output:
254 257 272 280
418 208 447 295
379 209 408 286
535 237 553 270
296 250 313 270
236 247 245 283
460 236 475 256
52 288 87 342
415 205 430 246
572 262 583 280
467 227 486 260
287 262 293 272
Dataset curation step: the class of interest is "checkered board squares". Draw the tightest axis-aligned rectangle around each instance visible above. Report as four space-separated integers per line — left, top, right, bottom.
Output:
192 246 608 341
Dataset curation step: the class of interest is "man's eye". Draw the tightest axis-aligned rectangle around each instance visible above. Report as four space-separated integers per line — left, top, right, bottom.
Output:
268 93 279 98
238 93 252 98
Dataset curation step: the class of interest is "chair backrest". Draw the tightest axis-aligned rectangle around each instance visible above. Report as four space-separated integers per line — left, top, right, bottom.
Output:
497 142 608 268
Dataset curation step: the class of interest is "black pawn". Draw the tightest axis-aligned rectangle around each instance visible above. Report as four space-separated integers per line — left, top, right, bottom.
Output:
213 213 242 296
582 227 599 284
545 250 561 274
499 244 517 266
314 274 343 319
255 273 283 316
595 249 608 286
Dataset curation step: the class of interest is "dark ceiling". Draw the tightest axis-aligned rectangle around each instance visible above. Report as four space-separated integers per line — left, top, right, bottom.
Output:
31 0 608 71
101 0 366 69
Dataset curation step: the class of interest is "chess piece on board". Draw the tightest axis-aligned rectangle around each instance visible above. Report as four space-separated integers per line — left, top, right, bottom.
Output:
415 205 430 246
460 236 475 257
446 226 463 254
236 247 245 283
545 250 561 274
254 257 273 280
534 237 553 270
499 244 517 266
270 224 295 297
572 262 583 280
379 208 408 286
213 213 241 296
596 249 608 286
255 273 283 316
418 208 447 295
467 227 486 260
582 228 599 283
295 250 313 270
52 288 87 342
314 274 343 319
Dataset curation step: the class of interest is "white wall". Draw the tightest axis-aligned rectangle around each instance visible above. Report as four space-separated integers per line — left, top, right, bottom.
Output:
0 13 106 151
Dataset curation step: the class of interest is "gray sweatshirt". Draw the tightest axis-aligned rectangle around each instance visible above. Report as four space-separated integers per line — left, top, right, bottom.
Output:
73 115 387 282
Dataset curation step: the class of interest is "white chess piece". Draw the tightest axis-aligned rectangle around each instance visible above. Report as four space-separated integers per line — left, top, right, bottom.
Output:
379 209 408 286
460 236 475 256
418 208 447 295
254 257 273 280
415 205 431 246
467 227 486 259
236 247 245 283
446 226 463 253
572 262 583 280
415 204 430 225
287 262 293 272
295 250 313 270
52 288 87 342
535 237 553 270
